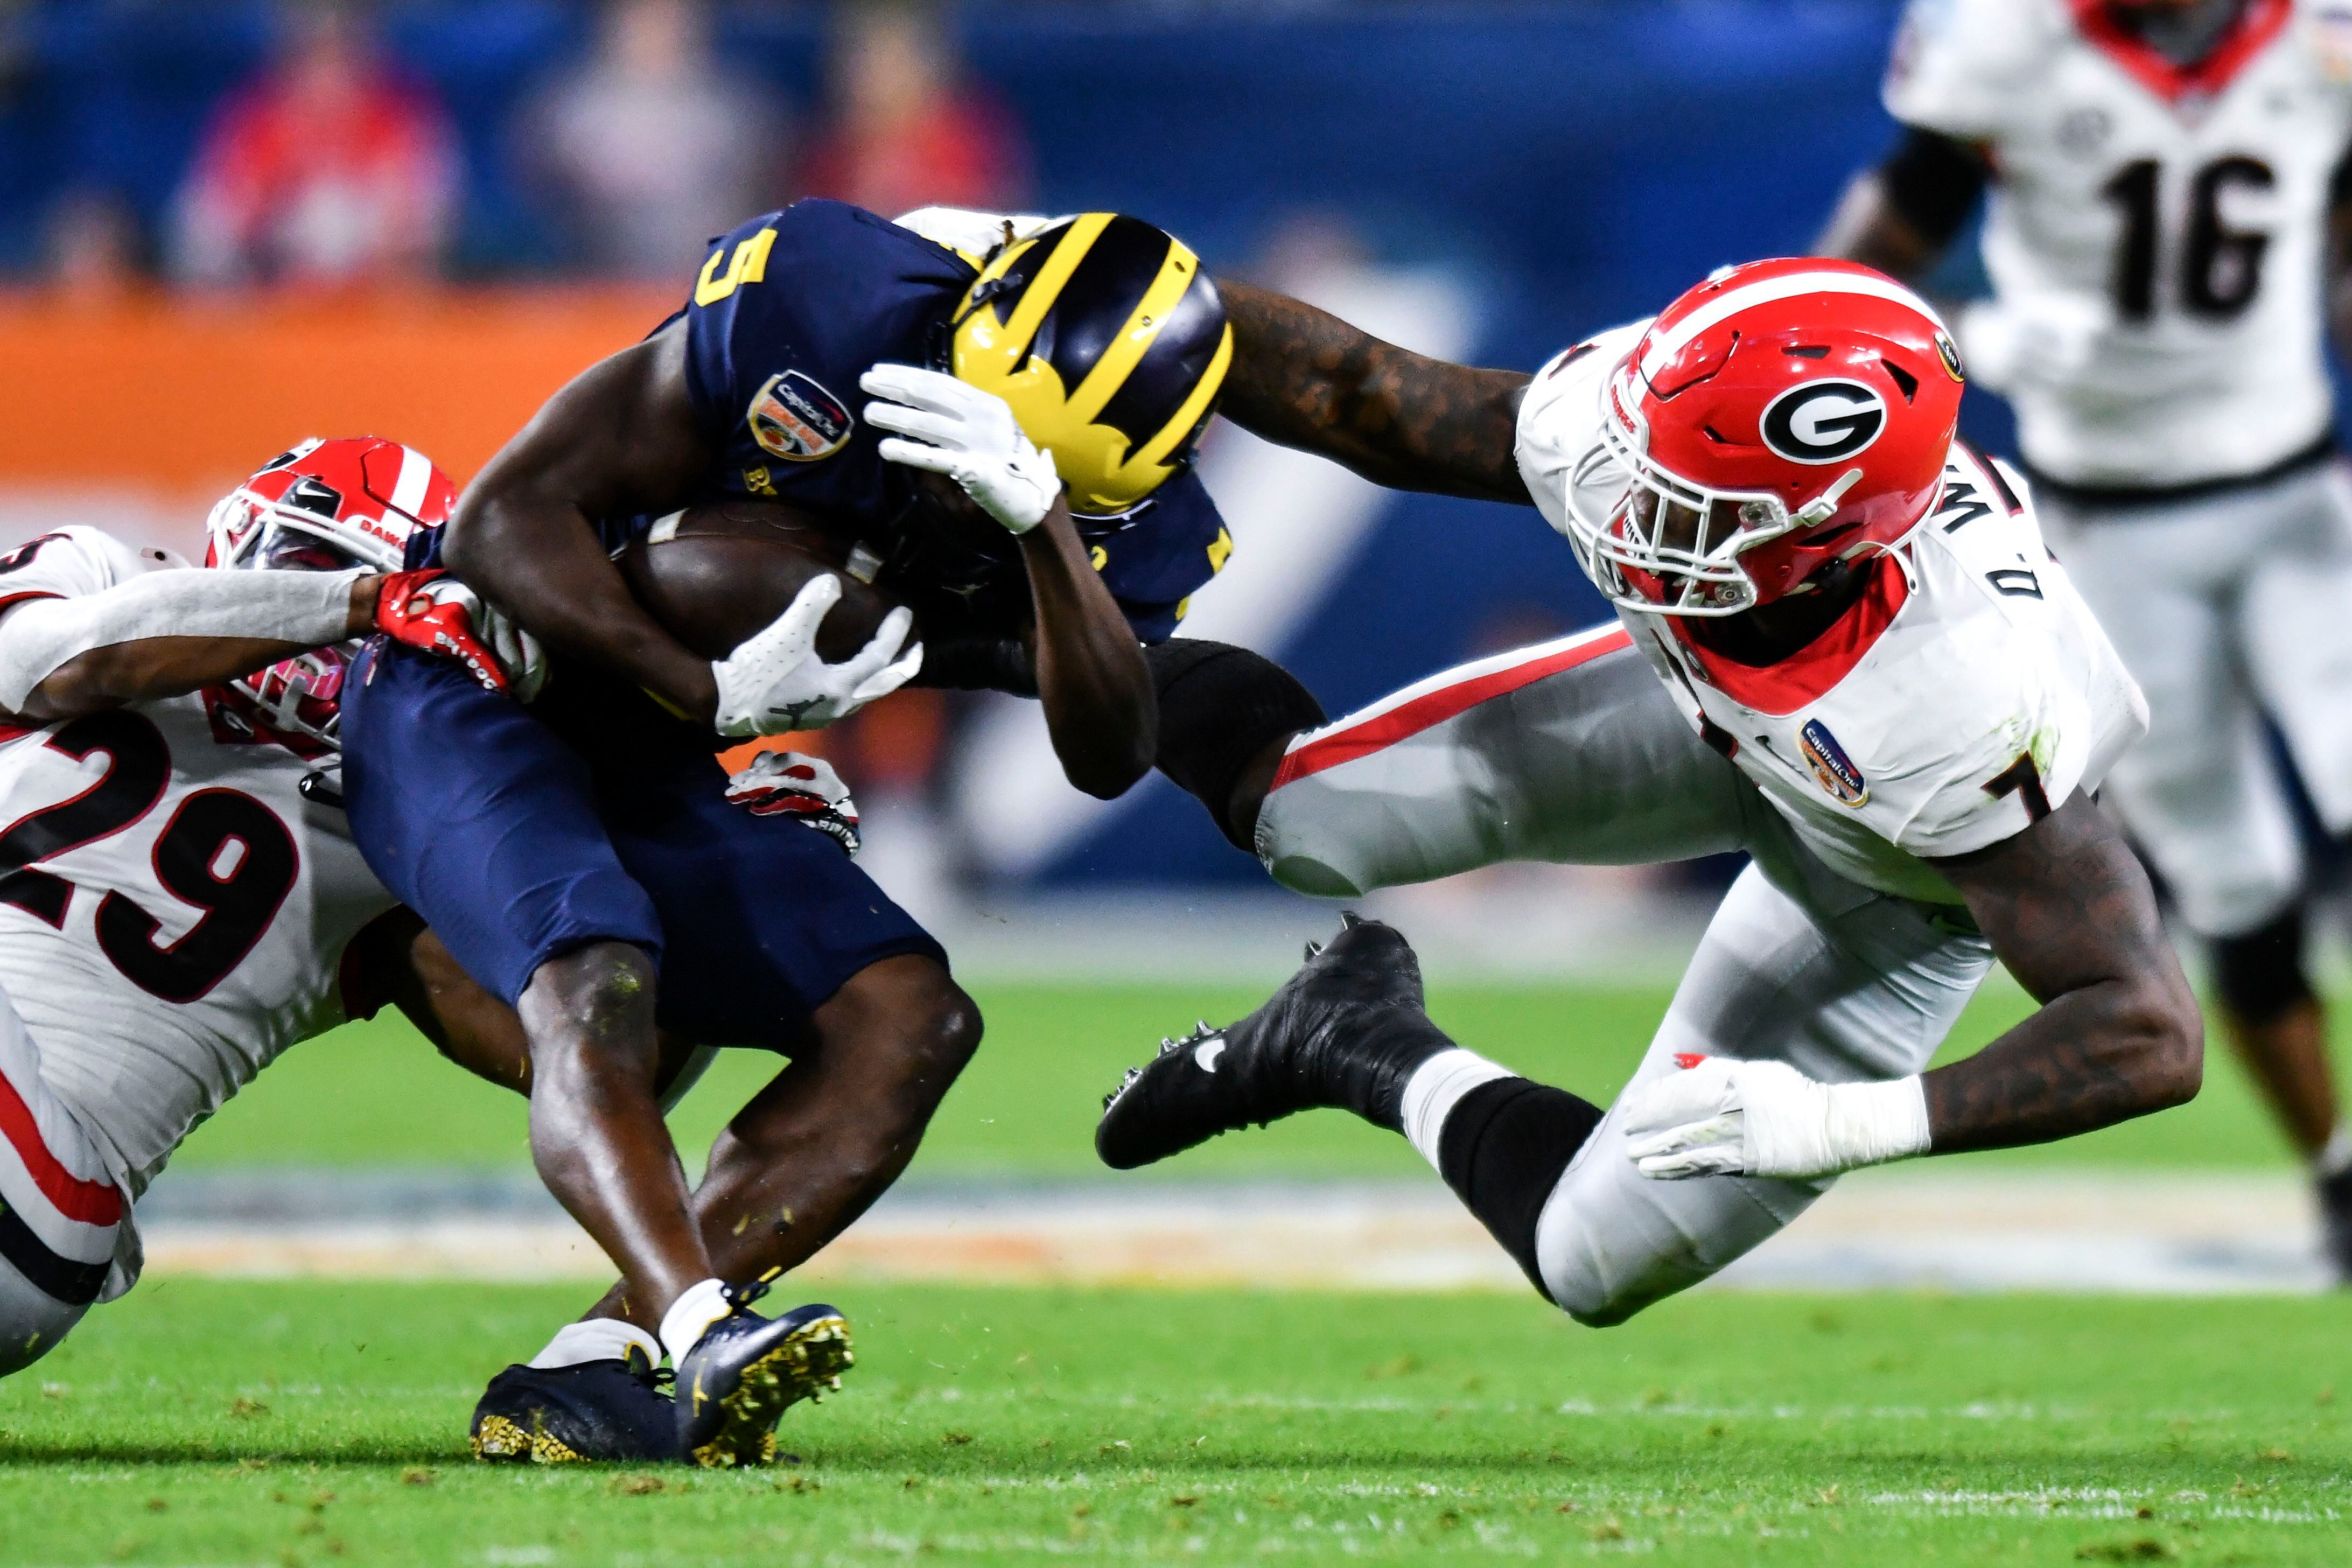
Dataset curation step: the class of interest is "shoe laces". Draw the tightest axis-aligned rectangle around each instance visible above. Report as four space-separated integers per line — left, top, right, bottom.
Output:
720 1269 782 1314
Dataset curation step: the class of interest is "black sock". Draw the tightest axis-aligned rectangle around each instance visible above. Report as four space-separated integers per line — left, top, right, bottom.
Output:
1341 1007 1459 1133
1436 1079 1604 1301
2211 904 2315 1027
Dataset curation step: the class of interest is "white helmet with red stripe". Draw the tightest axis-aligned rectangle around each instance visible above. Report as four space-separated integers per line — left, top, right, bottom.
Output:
1560 259 1965 617
204 436 454 753
205 436 452 575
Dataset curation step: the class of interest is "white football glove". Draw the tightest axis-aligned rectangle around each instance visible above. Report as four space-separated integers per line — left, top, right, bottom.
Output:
860 363 1060 534
710 574 922 738
725 750 860 856
1620 1056 1931 1181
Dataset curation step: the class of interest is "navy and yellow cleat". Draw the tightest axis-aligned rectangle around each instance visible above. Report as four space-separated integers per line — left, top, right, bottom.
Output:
675 1280 853 1469
1096 913 1438 1170
471 1343 680 1465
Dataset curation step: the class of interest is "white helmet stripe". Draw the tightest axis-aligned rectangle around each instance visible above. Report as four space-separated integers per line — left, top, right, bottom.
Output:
1638 271 1945 380
387 444 433 520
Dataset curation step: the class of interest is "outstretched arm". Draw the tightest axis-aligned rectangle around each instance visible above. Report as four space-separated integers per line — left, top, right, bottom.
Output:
1923 792 2203 1151
442 318 723 722
1 571 383 722
1216 281 1533 505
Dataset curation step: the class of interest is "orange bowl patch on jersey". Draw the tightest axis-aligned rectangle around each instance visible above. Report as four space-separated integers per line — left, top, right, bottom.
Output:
1799 718 1869 807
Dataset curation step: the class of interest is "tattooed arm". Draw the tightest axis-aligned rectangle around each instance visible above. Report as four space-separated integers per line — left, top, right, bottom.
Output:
1216 280 1534 505
1924 792 2203 1151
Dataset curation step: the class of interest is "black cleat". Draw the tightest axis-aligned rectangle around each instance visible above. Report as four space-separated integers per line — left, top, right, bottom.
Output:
1096 914 1445 1170
2320 1163 2352 1286
471 1344 679 1465
675 1282 853 1469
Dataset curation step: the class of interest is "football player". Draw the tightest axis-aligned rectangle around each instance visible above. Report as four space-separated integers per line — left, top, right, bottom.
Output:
1816 0 2352 1276
337 200 1236 1464
1096 261 2206 1325
0 437 547 1377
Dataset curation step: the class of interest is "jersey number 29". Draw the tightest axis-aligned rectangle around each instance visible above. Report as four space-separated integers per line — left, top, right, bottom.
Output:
0 712 297 1003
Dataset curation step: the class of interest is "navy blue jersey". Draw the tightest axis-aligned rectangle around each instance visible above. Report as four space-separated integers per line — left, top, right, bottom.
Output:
671 200 1231 644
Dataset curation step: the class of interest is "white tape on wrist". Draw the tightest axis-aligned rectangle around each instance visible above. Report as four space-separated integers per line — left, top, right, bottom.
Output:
0 566 363 711
1399 1049 1517 1172
1809 1075 1932 1174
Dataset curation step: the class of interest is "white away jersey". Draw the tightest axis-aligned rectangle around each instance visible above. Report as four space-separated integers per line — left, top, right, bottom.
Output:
0 528 398 1204
1517 330 2149 903
1885 0 2352 487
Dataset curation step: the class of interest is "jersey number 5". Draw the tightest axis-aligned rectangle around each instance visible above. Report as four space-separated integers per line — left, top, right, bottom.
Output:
0 712 297 1003
2100 156 2274 323
694 227 778 307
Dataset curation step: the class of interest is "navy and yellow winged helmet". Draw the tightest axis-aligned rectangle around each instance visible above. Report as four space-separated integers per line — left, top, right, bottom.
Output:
945 213 1233 518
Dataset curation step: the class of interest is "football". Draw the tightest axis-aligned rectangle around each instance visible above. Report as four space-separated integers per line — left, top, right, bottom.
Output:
615 497 907 663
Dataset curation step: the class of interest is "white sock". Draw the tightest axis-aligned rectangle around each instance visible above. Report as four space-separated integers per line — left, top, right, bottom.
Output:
659 1278 732 1365
2317 1122 2352 1180
529 1317 662 1370
1399 1048 1518 1172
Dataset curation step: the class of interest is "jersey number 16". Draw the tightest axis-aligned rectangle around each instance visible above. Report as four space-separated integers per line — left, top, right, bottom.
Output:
2099 155 2274 323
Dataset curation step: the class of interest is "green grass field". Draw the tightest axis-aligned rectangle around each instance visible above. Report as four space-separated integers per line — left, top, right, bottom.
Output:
2 1281 2344 1566
13 979 2334 1564
174 977 2305 1180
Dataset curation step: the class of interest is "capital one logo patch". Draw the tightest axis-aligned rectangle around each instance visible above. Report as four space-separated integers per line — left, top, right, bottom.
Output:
1760 379 1886 465
1798 718 1869 807
747 370 852 463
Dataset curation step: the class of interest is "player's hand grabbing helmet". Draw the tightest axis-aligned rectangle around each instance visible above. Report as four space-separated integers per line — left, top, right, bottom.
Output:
204 436 456 752
1562 259 1964 617
944 213 1233 519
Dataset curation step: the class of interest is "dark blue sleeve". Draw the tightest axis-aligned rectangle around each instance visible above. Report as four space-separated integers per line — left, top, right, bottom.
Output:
1091 470 1234 645
680 209 794 444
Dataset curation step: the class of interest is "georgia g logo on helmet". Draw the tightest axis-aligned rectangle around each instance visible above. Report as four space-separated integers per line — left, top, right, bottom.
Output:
1759 379 1888 465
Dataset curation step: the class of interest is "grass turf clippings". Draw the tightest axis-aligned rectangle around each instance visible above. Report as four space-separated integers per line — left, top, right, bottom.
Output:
1 1279 2344 1565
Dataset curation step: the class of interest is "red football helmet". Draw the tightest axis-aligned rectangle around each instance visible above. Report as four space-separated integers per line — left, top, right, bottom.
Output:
1561 258 1964 617
204 437 454 751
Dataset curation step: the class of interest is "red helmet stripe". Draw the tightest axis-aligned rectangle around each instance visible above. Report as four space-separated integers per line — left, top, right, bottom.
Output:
387 444 434 521
1640 271 1947 380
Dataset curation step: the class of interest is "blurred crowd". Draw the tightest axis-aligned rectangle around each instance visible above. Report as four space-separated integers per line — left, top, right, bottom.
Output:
35 0 1033 294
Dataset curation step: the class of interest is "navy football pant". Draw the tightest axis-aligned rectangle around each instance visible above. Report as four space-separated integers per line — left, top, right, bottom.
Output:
341 643 945 1048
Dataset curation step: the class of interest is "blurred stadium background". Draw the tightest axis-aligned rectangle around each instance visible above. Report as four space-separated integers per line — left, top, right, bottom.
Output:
0 0 2342 1296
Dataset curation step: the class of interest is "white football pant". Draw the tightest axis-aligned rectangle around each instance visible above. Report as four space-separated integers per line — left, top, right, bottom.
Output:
2040 461 2352 939
0 979 123 1376
1256 628 1992 1324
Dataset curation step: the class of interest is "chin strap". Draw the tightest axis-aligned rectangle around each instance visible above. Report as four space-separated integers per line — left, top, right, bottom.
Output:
1790 467 1866 528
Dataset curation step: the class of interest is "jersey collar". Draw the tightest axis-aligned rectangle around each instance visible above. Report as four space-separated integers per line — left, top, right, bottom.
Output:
1668 552 1912 718
2069 0 2293 104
